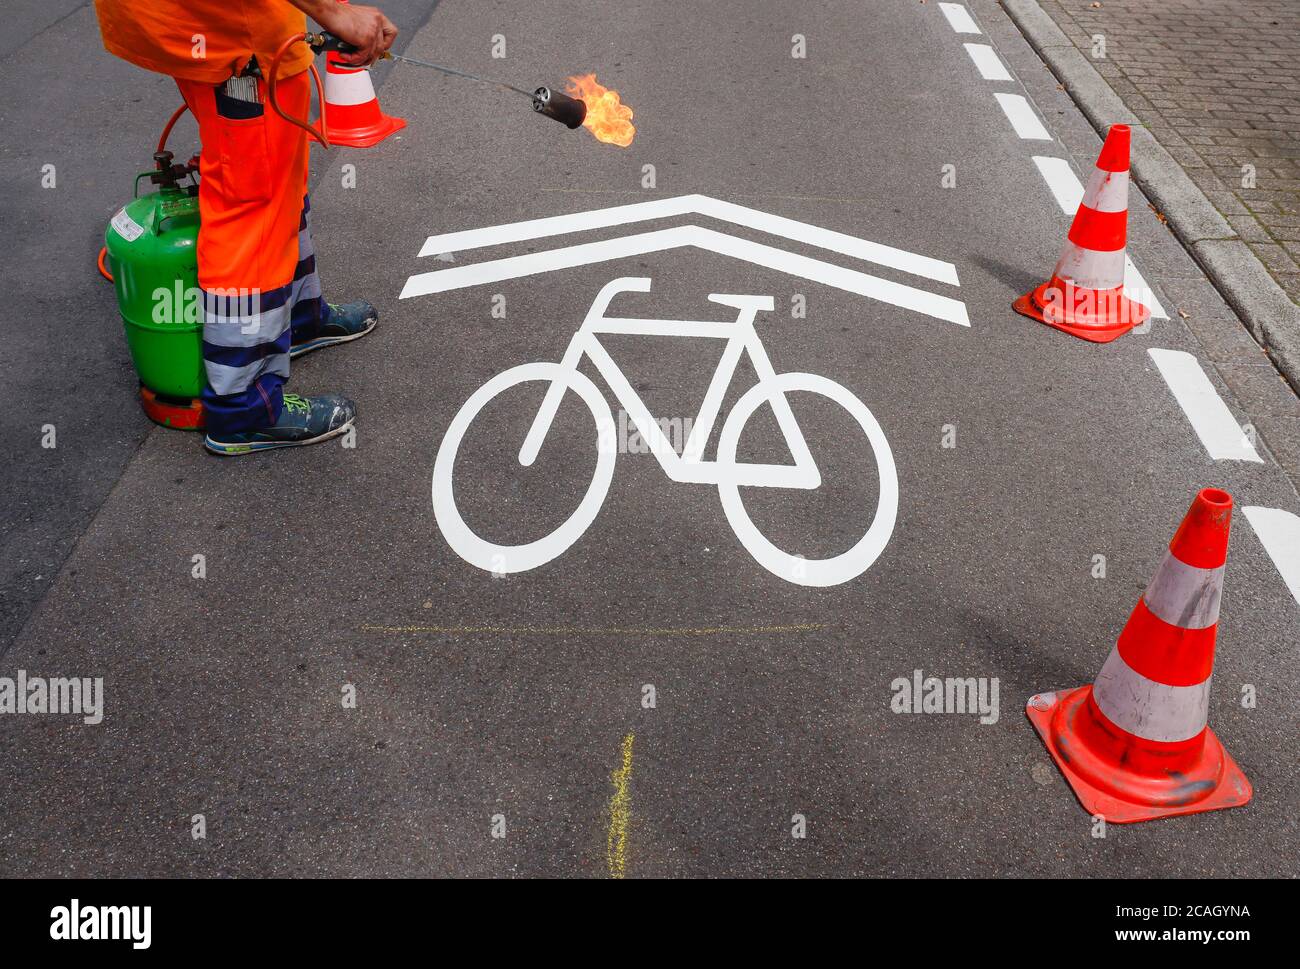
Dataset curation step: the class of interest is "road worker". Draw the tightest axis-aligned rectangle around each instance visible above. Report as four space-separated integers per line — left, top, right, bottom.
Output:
93 0 397 454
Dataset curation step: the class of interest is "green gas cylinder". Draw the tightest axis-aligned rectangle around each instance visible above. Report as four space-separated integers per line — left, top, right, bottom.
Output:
104 150 205 400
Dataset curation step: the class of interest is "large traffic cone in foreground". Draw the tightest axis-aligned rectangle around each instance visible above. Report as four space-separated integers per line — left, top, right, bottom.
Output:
1026 488 1252 823
1014 123 1150 342
321 9 405 148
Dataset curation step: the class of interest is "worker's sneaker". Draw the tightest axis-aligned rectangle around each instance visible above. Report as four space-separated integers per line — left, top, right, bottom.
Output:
290 300 378 359
204 393 357 456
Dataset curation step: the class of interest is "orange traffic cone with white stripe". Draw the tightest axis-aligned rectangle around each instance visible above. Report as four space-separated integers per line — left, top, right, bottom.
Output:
1026 488 1252 823
321 3 405 148
1014 123 1150 342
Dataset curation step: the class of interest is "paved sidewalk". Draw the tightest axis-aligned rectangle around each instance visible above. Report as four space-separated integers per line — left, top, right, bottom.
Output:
1035 0 1300 303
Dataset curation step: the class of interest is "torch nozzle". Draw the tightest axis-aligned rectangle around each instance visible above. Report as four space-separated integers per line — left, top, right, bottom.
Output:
532 87 587 129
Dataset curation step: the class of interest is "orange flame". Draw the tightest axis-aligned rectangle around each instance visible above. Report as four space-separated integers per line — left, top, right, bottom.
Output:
565 73 635 147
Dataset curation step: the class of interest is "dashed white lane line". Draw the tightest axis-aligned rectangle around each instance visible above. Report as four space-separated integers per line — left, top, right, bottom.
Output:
994 93 1051 140
939 3 981 34
1032 156 1169 319
1148 349 1263 462
1032 155 1092 212
963 43 1013 82
1242 506 1300 609
936 2 1169 320
939 1 1294 608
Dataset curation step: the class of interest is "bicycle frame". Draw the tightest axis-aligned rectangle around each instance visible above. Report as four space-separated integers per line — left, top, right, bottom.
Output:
519 277 820 489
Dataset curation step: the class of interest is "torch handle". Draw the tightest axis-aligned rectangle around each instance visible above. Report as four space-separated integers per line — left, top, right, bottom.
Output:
306 32 393 59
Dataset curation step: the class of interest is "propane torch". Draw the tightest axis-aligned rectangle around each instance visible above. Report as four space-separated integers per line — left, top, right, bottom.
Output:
305 32 588 129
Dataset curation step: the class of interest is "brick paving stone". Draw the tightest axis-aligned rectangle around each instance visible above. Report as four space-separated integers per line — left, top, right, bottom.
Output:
1037 0 1300 305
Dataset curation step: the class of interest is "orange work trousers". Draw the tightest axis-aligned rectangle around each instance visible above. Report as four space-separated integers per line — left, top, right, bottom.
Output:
174 70 324 433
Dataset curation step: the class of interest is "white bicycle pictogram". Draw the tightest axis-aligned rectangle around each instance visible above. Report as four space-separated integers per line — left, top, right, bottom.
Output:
432 277 898 587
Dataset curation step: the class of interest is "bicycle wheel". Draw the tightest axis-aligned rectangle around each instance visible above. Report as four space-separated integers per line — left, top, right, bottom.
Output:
432 362 616 574
716 372 898 587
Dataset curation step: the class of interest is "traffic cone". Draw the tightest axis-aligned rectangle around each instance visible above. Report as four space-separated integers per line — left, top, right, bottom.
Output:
1026 488 1252 823
321 8 405 148
1014 124 1150 342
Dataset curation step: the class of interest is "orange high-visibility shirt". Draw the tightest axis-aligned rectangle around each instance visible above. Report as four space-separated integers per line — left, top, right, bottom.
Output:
94 0 312 84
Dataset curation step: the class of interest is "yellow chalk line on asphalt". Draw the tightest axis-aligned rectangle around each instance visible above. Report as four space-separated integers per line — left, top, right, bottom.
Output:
607 733 634 879
361 623 827 637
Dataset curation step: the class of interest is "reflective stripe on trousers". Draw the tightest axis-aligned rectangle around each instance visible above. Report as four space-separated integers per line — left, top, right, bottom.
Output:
200 195 325 432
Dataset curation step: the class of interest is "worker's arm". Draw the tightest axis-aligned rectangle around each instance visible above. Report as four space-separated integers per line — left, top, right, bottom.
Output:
286 0 398 67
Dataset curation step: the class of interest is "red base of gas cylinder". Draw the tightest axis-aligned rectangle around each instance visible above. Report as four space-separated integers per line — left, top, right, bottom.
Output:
139 385 205 431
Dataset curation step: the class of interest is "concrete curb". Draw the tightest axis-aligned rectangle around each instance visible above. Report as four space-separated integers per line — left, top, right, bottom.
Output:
1003 0 1300 396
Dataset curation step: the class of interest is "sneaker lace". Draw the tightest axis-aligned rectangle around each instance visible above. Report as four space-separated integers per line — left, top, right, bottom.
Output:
282 393 311 416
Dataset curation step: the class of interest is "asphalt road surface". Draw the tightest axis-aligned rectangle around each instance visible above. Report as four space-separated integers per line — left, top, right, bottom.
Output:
1 0 1296 877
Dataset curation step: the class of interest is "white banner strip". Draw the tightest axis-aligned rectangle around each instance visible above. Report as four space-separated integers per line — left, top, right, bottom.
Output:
416 195 960 285
402 224 970 326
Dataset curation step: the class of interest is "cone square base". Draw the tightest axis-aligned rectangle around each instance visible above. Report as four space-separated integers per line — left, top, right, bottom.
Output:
1026 686 1251 824
327 114 406 149
1013 281 1147 344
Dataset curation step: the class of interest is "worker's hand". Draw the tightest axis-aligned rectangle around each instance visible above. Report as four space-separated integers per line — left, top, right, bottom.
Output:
313 2 397 66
